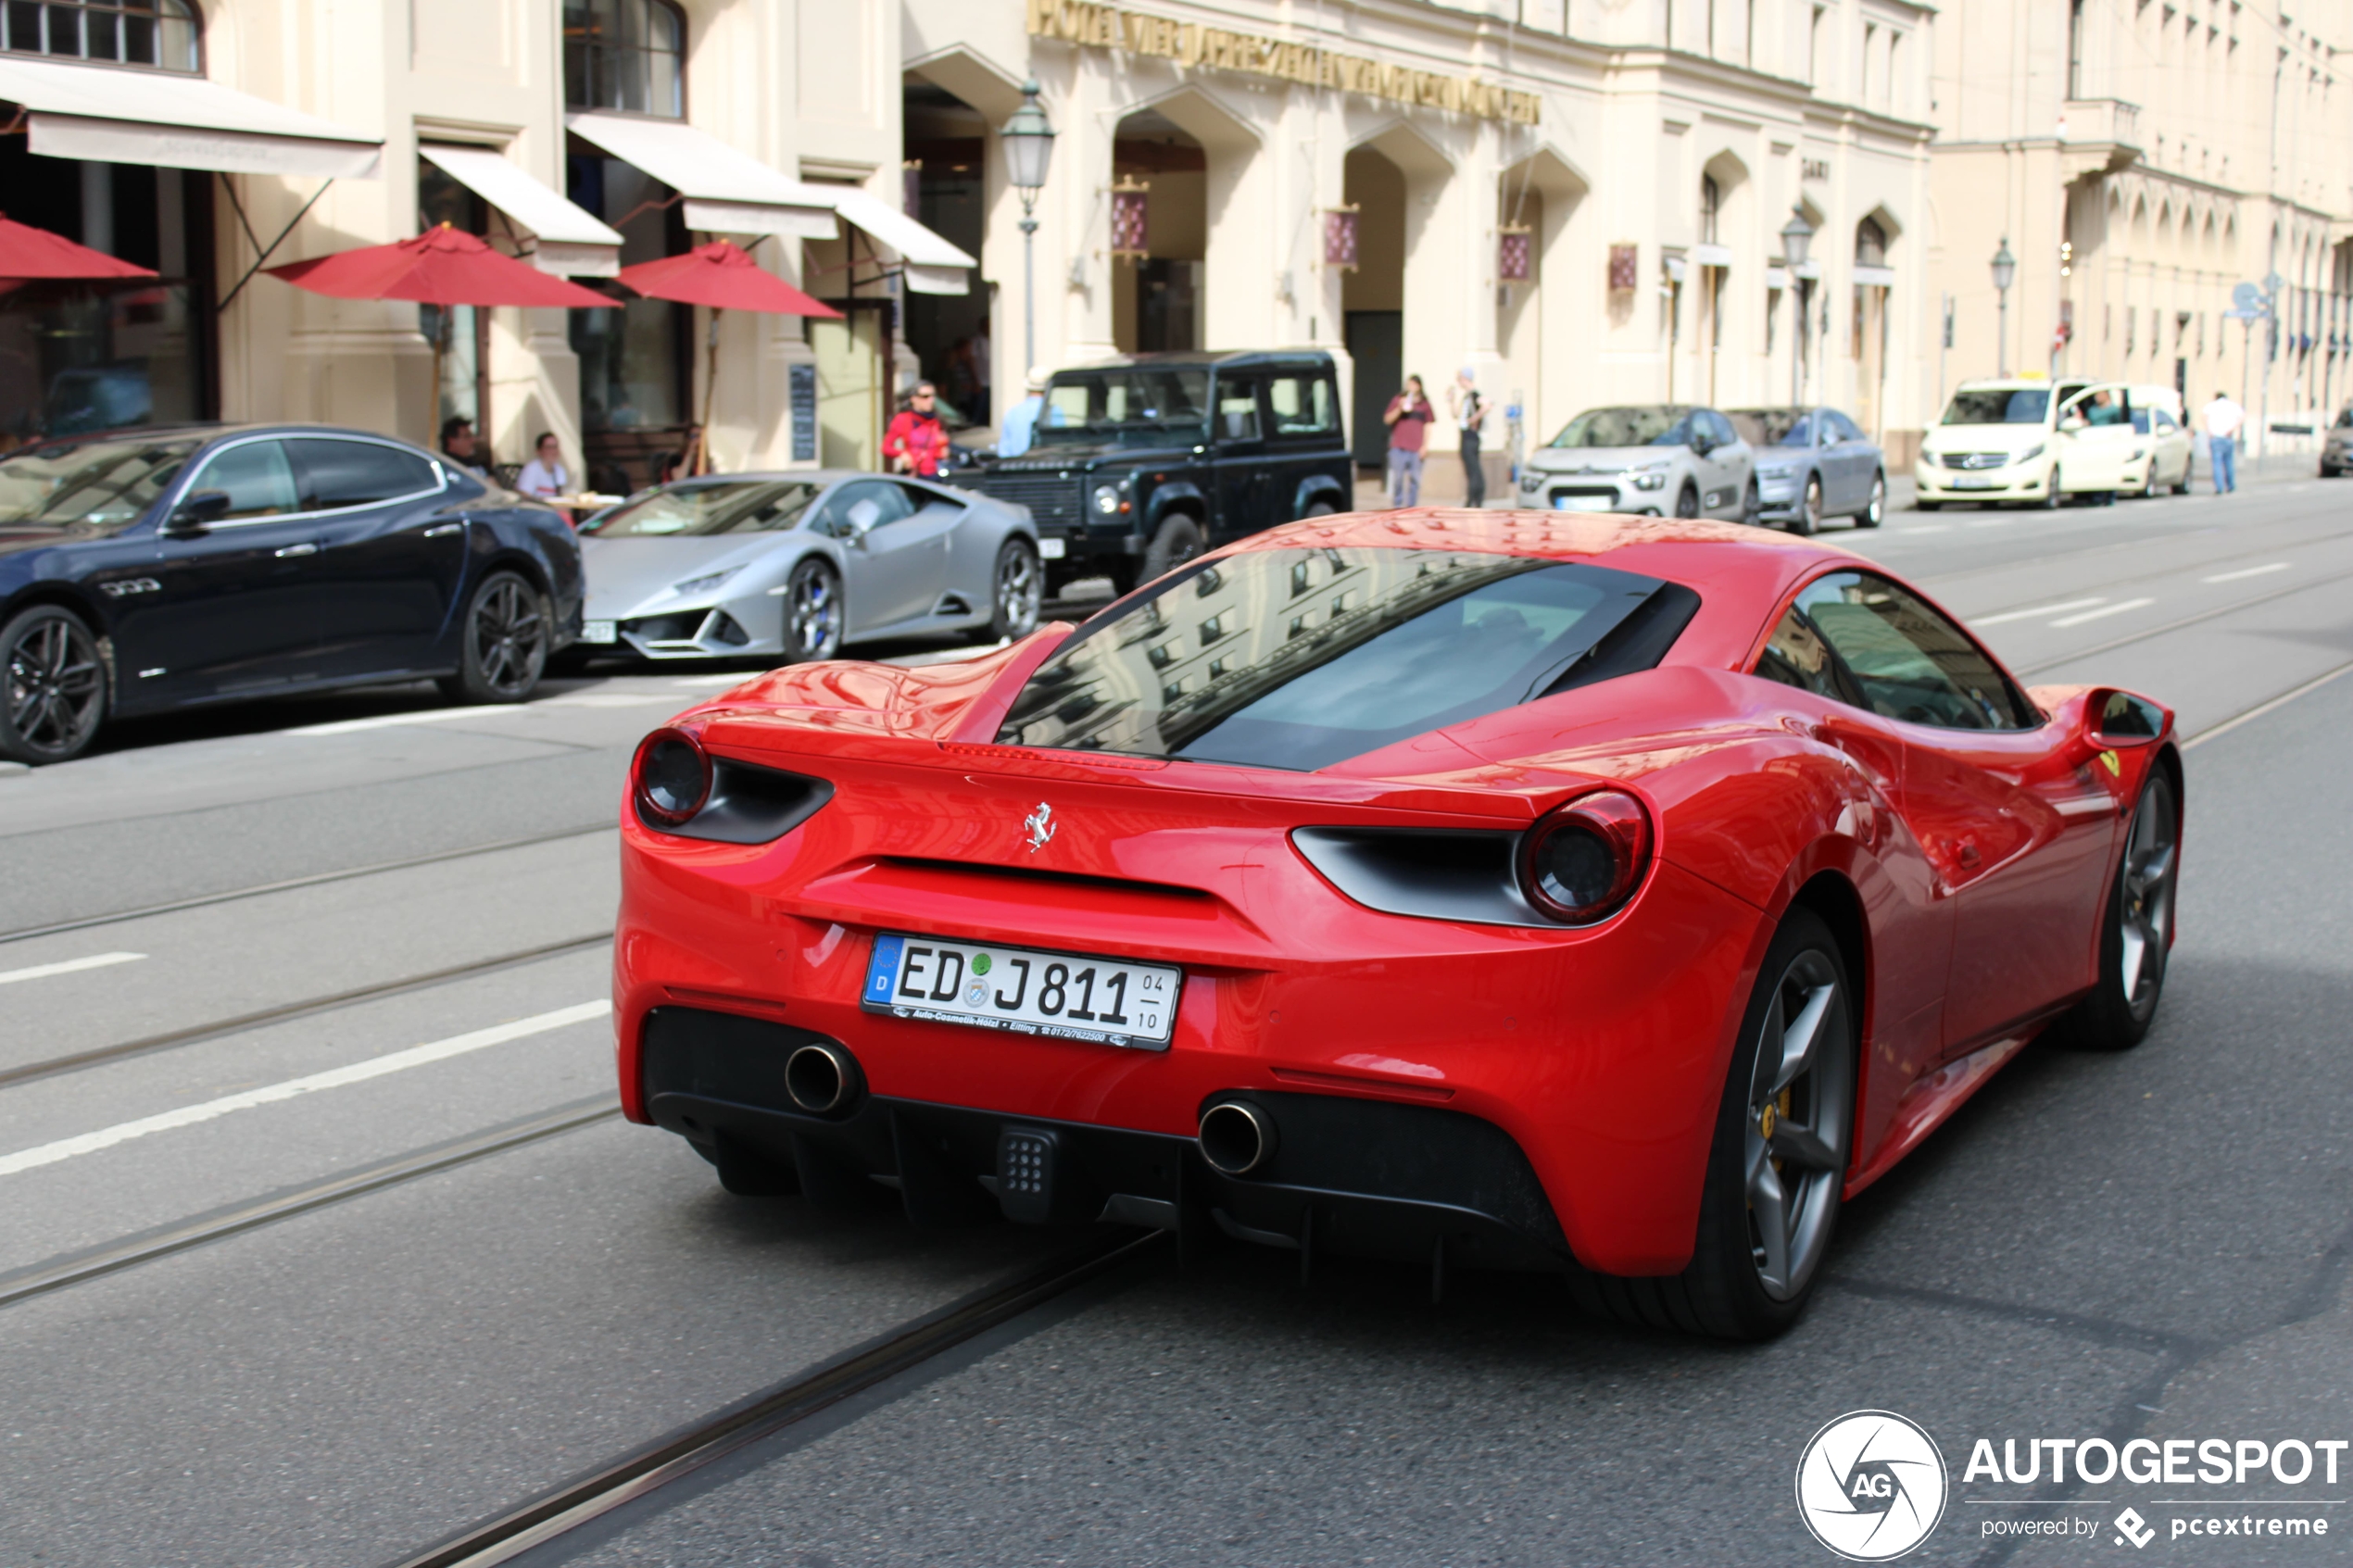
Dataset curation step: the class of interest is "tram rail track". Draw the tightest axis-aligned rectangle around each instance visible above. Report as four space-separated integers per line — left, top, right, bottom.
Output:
384 1226 1165 1568
0 931 614 1092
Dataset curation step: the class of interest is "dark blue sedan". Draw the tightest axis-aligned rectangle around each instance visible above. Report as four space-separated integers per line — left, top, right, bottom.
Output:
0 423 583 764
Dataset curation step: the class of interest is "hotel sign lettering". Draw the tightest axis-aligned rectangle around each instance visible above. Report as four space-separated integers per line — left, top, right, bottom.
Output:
1027 0 1541 125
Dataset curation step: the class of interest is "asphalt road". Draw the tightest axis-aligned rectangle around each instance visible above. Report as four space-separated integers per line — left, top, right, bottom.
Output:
1 477 2348 1567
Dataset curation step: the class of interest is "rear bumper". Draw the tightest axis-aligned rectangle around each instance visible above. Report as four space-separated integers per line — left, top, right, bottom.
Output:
641 1005 1570 1273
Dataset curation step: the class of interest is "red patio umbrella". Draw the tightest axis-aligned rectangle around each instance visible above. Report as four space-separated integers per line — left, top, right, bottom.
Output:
617 240 840 474
0 211 159 282
266 224 615 443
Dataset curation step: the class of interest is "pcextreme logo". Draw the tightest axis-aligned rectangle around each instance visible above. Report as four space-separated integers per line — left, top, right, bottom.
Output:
1795 1410 1951 1562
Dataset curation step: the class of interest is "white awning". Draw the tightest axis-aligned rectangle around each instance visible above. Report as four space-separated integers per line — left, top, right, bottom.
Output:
1691 243 1734 269
565 112 838 240
420 144 623 277
827 187 975 296
1854 264 1896 288
0 56 380 179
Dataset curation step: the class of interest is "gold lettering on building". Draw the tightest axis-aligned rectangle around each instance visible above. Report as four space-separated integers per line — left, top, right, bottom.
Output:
1026 0 1540 125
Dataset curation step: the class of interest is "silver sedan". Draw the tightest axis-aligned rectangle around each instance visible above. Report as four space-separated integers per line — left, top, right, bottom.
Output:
574 471 1042 663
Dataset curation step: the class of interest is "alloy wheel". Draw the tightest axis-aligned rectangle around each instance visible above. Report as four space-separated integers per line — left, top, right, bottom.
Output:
4 612 106 762
787 562 841 659
1860 475 1886 528
1794 477 1822 535
1743 947 1852 1300
470 577 547 698
2118 775 2179 1014
995 542 1041 638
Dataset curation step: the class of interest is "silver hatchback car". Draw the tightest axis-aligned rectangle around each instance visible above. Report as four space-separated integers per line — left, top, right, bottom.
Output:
1516 406 1758 522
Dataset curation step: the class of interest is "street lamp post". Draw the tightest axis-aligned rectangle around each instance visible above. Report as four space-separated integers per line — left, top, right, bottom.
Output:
1991 237 2017 377
1000 80 1057 382
1780 207 1814 406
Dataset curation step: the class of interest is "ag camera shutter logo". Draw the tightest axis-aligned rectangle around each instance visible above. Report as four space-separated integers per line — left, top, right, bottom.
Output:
1795 1410 1949 1561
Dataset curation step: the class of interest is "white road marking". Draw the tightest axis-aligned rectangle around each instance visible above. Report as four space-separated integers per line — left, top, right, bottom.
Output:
289 708 493 736
1901 523 1952 533
670 673 754 688
0 951 145 988
1973 597 2107 626
542 693 674 708
0 1000 610 1179
2204 562 2291 583
2049 597 2157 627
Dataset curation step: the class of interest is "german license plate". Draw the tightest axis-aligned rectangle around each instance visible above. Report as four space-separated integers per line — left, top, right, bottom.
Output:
1553 494 1616 511
1038 536 1067 559
1951 475 2001 490
581 620 617 643
862 933 1180 1050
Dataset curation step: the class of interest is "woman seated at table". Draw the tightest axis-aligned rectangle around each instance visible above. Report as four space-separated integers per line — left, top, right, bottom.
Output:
516 432 572 499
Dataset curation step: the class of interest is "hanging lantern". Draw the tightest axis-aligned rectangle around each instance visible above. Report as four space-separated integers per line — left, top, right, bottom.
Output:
1498 227 1532 283
1111 178 1151 262
1324 205 1359 272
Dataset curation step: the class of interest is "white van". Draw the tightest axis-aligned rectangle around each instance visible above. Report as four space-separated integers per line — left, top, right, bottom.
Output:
1915 377 2139 509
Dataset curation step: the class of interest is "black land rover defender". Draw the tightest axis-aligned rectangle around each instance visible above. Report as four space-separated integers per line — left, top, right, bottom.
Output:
966 350 1353 597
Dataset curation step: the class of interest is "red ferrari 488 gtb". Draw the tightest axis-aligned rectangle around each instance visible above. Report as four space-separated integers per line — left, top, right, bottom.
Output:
613 511 2181 1339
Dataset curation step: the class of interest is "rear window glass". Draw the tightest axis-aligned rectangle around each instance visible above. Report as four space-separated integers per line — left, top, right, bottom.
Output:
995 546 1697 771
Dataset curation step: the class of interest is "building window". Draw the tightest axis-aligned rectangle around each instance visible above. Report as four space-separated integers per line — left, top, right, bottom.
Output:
2067 0 2085 99
563 0 684 118
1 0 199 71
1856 218 1889 268
1700 175 1721 245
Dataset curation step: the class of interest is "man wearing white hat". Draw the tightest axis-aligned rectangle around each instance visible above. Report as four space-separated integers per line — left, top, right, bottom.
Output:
1447 365 1493 507
999 366 1051 458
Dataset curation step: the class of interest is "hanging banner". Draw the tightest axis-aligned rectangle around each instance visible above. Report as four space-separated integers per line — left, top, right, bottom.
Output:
1498 229 1531 283
1112 182 1151 259
1028 1 1540 126
1607 244 1640 292
1324 208 1358 272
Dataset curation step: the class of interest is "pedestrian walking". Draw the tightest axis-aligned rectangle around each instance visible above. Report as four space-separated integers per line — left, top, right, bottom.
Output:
516 431 571 499
883 382 951 478
2202 390 2246 493
999 367 1050 458
1383 375 1434 508
1447 366 1493 507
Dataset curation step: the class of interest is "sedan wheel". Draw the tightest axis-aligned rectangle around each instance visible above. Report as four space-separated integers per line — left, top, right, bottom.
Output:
1 605 107 765
783 558 844 662
438 571 548 704
2059 768 2180 1050
1791 476 1822 536
1674 483 1701 519
986 538 1043 643
1856 473 1885 528
1571 907 1853 1340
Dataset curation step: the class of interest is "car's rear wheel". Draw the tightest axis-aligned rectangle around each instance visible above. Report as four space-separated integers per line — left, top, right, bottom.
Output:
1142 512 1204 583
1791 476 1822 535
437 571 548 705
2057 768 2179 1050
1856 473 1885 528
1674 482 1701 519
781 557 844 662
985 538 1042 643
1 604 107 766
1570 906 1855 1340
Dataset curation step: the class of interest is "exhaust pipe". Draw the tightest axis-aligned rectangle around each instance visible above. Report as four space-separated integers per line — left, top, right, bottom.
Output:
1198 1100 1277 1176
785 1041 862 1116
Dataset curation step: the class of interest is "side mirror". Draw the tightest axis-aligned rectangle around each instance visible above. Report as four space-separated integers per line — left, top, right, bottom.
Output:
170 489 232 533
1690 434 1714 458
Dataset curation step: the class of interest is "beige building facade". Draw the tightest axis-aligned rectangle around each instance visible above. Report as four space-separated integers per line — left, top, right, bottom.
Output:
907 0 1942 482
1924 0 2353 444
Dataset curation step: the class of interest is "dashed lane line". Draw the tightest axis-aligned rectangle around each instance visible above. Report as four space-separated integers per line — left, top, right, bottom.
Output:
1972 597 2108 627
2204 562 2292 583
0 952 145 988
2048 597 2157 628
0 1000 610 1179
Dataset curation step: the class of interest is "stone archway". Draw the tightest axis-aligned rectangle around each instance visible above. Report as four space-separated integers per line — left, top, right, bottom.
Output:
1495 145 1589 450
1105 85 1261 356
1340 120 1453 474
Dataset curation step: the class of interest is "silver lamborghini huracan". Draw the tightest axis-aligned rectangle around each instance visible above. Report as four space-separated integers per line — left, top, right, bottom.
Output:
573 472 1044 662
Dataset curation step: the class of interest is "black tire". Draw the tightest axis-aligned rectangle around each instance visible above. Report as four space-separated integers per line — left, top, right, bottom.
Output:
2039 469 2064 509
1673 482 1701 519
436 571 549 704
1915 499 1942 513
1856 472 1885 528
2056 767 2179 1051
985 537 1043 643
1142 512 1205 583
1739 480 1763 528
1790 476 1822 536
779 557 844 662
1570 906 1856 1340
1 604 107 765
1301 500 1337 519
2172 472 2193 495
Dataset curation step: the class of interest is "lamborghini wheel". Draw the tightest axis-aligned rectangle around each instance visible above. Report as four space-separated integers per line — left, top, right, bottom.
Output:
985 538 1042 643
782 558 844 662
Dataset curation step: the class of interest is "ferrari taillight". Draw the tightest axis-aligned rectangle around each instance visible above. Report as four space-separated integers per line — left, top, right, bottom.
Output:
1517 789 1653 924
633 726 711 828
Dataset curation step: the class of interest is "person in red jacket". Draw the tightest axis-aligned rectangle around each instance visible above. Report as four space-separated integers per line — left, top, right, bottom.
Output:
883 383 951 478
